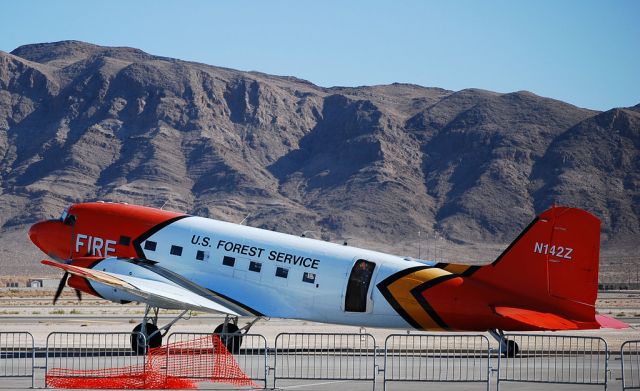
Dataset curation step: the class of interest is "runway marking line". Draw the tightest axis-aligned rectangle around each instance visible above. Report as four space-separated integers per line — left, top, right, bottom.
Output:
280 380 350 389
63 319 122 324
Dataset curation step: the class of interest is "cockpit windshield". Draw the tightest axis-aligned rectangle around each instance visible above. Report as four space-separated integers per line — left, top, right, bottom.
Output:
60 207 70 221
60 206 76 226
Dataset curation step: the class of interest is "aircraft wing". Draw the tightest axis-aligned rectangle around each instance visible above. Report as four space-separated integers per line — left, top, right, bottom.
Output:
41 260 241 316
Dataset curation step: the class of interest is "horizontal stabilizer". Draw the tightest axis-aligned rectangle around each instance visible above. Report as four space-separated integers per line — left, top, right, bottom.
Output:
494 306 580 330
595 314 628 329
41 260 240 315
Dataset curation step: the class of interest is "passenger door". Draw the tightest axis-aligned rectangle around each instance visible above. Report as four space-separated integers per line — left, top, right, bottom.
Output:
344 259 376 312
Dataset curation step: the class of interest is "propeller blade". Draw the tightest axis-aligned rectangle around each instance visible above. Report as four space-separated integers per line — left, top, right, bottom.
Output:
53 272 69 305
75 289 82 302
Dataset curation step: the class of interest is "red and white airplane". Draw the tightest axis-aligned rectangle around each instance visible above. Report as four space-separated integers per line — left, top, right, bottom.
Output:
29 202 625 355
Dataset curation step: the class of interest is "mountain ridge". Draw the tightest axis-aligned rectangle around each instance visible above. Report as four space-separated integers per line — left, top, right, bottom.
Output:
0 40 638 275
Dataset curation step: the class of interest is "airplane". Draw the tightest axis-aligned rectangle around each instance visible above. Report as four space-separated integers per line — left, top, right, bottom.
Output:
29 201 626 356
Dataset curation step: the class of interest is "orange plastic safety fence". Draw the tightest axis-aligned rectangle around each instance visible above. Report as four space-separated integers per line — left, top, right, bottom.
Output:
46 335 258 389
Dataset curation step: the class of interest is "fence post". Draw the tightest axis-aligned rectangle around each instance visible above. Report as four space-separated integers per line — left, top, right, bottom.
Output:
497 334 609 389
621 340 640 391
273 332 377 387
0 332 35 389
382 333 491 390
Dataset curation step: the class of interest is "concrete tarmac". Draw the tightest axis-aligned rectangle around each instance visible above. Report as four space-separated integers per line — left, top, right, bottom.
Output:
0 355 628 390
1 291 639 390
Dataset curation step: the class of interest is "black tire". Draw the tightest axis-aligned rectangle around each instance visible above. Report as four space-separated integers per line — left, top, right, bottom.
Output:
131 323 161 354
503 339 519 358
214 323 242 353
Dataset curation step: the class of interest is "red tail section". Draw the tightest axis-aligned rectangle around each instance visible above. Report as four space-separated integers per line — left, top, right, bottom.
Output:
474 206 601 324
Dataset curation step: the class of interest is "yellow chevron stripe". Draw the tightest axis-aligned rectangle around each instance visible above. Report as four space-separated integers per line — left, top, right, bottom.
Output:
387 267 452 330
442 264 471 275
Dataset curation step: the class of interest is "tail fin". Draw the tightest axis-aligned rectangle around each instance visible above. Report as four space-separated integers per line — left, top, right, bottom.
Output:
476 206 600 313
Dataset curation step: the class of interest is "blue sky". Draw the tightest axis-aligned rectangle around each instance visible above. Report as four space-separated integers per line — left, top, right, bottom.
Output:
1 0 638 110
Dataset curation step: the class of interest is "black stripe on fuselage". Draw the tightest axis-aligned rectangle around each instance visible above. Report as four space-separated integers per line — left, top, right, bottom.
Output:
376 266 430 330
410 274 459 330
206 289 264 317
132 215 189 259
461 265 481 277
491 217 539 267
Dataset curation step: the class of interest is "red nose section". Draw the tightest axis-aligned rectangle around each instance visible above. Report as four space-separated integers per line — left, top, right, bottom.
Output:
29 220 72 260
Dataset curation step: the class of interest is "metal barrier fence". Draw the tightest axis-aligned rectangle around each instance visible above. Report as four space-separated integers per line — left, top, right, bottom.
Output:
45 332 146 388
0 332 35 388
274 332 377 389
383 333 491 391
497 334 608 390
3 329 636 390
622 340 640 390
165 332 269 388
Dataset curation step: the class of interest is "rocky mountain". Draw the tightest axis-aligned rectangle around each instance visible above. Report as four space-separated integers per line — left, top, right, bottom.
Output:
0 41 638 275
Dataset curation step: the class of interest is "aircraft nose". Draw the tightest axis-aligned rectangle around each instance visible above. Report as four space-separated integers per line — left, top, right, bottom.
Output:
29 221 47 250
29 219 71 259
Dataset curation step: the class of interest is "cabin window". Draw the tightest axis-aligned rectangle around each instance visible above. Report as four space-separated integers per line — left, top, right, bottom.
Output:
345 259 376 312
144 241 157 251
276 267 289 278
303 272 316 283
119 236 131 246
170 245 183 256
223 256 235 267
249 261 262 272
196 250 208 261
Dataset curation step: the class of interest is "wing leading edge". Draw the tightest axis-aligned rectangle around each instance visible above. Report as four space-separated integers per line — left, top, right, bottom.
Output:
41 260 240 316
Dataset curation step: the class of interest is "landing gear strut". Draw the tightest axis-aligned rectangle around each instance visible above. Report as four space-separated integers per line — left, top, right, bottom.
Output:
214 315 261 354
489 329 519 357
130 305 189 354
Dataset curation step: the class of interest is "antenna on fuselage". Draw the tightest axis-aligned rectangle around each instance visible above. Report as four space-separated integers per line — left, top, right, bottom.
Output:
336 237 351 246
239 214 251 225
301 230 316 238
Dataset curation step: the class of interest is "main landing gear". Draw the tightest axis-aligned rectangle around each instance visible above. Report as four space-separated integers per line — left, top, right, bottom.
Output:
214 315 261 354
489 329 519 357
129 306 261 355
130 305 189 354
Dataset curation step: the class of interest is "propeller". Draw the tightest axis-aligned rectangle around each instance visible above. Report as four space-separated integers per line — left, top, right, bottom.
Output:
53 272 69 305
52 271 82 305
51 211 82 305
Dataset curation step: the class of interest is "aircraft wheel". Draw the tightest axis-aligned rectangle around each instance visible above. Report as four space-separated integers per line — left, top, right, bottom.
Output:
503 339 519 358
131 323 162 354
214 323 242 353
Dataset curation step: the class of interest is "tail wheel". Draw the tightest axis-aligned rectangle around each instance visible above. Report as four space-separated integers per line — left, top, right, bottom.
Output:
214 323 242 353
131 323 162 354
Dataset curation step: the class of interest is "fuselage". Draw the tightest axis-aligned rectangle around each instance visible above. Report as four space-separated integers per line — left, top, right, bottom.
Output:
31 202 424 328
30 202 607 332
140 214 426 328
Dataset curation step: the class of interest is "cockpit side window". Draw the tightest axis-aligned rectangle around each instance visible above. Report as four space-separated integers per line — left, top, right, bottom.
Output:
345 259 376 312
63 214 76 226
